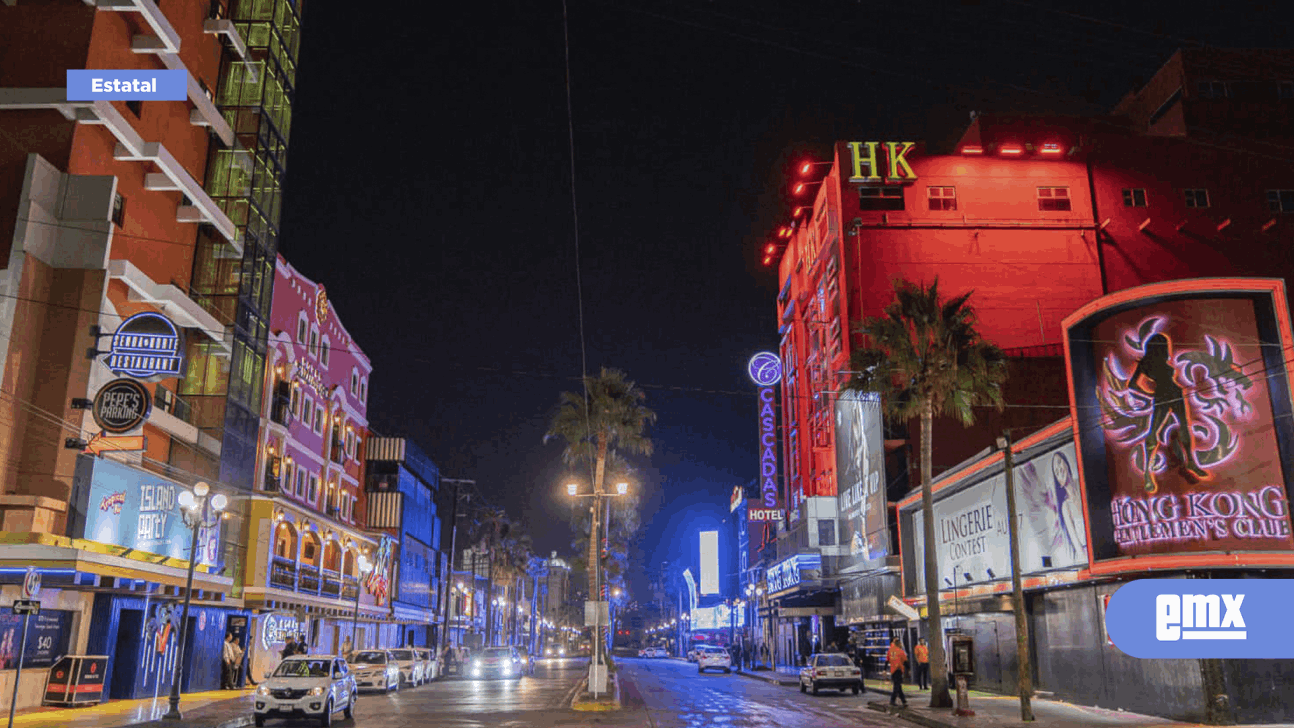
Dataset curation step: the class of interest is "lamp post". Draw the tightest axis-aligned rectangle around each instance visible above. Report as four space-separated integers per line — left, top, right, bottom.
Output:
163 482 225 721
565 480 628 688
349 555 374 657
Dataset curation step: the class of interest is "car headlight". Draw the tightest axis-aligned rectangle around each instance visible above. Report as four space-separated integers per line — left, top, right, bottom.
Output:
308 687 325 697
256 686 270 697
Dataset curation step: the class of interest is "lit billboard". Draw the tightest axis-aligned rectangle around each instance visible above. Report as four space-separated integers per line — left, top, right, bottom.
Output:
699 530 720 595
835 390 889 571
688 604 745 631
908 438 1088 594
1063 279 1294 571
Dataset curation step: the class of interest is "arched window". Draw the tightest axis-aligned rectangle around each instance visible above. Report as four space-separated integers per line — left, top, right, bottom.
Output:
297 312 308 344
274 521 298 560
309 325 319 357
321 336 331 368
343 548 356 576
301 531 322 566
323 539 342 572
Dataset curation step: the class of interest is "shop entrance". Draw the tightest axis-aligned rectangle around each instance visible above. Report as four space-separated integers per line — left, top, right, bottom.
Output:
110 609 144 698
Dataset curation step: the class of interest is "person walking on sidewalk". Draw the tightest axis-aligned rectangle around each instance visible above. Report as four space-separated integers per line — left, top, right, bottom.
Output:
887 637 909 707
914 638 930 691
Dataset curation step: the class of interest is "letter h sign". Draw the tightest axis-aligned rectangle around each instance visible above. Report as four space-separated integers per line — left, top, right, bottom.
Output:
847 141 917 182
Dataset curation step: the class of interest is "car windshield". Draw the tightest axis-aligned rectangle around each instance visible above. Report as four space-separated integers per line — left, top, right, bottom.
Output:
273 659 331 678
483 648 512 658
390 650 414 661
352 651 387 665
817 655 852 666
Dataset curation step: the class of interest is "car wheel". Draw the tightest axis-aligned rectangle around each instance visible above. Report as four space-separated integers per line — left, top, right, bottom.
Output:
254 717 266 727
812 681 820 695
318 699 332 727
344 692 355 719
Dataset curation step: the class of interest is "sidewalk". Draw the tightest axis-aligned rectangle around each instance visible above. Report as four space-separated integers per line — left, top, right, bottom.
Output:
8 688 254 728
866 690 1195 728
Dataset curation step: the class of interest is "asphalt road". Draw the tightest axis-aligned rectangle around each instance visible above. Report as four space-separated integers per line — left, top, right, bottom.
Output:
275 656 903 728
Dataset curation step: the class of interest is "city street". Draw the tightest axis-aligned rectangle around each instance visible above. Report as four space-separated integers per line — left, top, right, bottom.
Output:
314 657 897 728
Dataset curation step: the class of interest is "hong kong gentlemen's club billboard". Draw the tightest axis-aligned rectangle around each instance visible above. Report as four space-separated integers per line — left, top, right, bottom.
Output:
1062 279 1294 574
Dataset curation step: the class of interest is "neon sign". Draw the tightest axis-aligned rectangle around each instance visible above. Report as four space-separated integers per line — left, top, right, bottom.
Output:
106 312 183 380
766 553 821 593
747 352 782 386
297 358 328 399
846 141 918 182
1111 486 1291 547
364 537 394 604
261 613 300 651
750 386 783 521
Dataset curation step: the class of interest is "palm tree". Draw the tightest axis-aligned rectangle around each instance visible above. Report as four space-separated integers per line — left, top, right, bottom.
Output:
545 367 655 664
470 506 513 645
843 277 1008 709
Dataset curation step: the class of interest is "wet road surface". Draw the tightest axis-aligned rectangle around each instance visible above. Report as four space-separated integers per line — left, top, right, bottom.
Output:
608 657 898 728
297 655 903 727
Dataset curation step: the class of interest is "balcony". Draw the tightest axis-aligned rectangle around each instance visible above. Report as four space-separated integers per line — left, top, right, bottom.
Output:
269 555 297 590
330 439 344 464
298 563 320 594
321 569 342 598
263 464 281 493
342 576 359 601
270 394 292 426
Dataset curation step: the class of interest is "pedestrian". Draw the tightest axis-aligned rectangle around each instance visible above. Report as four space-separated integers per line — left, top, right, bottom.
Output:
221 633 242 689
828 641 838 653
887 637 908 708
296 634 309 655
280 635 296 660
914 638 930 691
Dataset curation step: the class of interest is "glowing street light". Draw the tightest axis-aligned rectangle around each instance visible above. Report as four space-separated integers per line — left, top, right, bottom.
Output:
163 482 224 720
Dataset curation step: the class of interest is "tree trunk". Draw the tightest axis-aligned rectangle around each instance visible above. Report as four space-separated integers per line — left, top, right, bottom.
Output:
1003 434 1034 720
922 396 954 708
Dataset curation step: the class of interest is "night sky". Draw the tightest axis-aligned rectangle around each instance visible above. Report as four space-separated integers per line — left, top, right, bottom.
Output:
277 0 1287 597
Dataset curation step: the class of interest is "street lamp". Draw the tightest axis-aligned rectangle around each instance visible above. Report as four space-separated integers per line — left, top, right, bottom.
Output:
163 482 225 720
565 479 631 684
349 554 373 656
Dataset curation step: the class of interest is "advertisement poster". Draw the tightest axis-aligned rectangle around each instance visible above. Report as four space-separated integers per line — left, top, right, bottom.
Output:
70 456 219 565
0 610 73 669
910 441 1087 593
699 531 720 595
835 391 888 569
1071 290 1294 560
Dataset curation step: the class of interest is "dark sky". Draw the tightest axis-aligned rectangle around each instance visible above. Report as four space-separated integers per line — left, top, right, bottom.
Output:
278 0 1288 598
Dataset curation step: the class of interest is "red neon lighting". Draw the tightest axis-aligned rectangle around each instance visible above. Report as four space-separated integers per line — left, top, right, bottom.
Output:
799 162 813 175
763 257 772 266
1039 143 1063 155
793 207 805 217
998 144 1023 155
764 244 775 254
793 182 807 195
960 146 983 155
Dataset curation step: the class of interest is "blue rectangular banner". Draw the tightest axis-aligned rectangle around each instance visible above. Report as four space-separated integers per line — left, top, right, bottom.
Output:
0 610 73 669
66 70 187 101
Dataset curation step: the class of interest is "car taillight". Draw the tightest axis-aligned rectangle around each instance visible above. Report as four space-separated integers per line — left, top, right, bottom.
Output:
815 669 826 676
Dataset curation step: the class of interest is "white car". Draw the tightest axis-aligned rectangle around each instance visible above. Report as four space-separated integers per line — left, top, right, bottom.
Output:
468 646 525 679
349 650 400 692
696 645 732 674
387 648 423 686
415 648 437 682
254 655 356 727
800 653 862 695
650 647 668 658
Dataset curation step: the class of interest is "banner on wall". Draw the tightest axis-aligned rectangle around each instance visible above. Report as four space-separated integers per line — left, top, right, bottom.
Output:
1063 279 1294 564
909 439 1088 594
0 610 73 669
835 391 888 570
68 456 219 565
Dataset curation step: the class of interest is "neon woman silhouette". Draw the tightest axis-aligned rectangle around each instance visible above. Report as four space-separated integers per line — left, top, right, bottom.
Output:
1124 333 1206 492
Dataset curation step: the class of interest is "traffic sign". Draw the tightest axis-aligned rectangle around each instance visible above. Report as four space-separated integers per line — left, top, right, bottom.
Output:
12 600 39 615
21 569 40 599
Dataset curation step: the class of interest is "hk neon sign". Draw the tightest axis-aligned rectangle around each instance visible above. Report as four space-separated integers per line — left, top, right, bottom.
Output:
846 141 918 182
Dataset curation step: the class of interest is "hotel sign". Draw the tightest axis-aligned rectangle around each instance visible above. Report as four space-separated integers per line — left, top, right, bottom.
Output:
846 141 918 182
748 353 784 522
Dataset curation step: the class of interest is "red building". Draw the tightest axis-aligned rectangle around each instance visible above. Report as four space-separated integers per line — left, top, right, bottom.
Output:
766 48 1294 723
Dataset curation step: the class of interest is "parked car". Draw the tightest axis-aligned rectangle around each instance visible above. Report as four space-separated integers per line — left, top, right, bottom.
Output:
349 650 400 692
650 647 669 658
686 647 699 663
468 646 526 679
696 645 732 674
254 655 356 727
415 648 437 682
799 653 862 695
387 648 424 686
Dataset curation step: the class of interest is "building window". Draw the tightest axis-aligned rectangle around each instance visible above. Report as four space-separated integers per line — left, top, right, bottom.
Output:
817 519 836 546
314 405 324 435
351 371 358 395
1037 187 1071 212
112 194 126 227
290 386 301 418
295 469 305 497
297 315 307 343
1198 80 1229 99
320 338 330 368
858 186 904 211
359 378 367 403
309 474 319 503
1122 188 1147 207
1184 189 1210 208
126 100 143 117
927 186 957 211
309 329 319 357
1269 190 1294 214
302 395 313 428
345 430 354 458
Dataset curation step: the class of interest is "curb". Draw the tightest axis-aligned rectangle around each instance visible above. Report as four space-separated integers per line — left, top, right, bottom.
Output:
868 701 958 728
570 674 622 712
736 670 799 687
124 717 253 728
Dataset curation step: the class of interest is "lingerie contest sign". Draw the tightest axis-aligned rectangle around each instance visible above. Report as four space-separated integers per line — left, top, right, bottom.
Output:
1064 280 1294 563
910 440 1088 593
